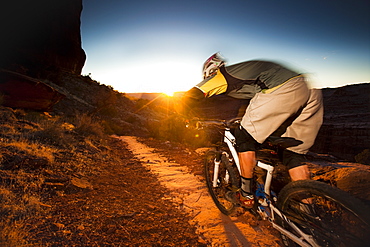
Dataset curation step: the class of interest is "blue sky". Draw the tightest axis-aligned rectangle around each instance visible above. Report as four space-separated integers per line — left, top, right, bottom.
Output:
81 0 369 94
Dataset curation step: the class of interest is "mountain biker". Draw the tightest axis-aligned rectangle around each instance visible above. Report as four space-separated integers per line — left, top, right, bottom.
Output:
182 53 324 208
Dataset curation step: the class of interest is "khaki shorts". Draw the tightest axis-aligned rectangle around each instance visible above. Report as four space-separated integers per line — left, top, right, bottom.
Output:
240 77 323 154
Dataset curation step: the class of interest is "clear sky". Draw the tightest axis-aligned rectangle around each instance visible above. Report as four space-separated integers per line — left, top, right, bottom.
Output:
81 0 369 94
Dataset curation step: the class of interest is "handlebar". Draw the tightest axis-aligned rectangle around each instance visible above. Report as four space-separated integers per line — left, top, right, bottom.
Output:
186 118 303 149
186 117 241 130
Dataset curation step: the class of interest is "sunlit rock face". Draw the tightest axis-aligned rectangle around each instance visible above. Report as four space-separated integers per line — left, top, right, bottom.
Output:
0 0 86 77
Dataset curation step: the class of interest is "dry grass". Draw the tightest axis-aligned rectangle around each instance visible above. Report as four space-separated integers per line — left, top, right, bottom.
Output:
73 113 105 138
0 106 112 246
0 186 41 247
3 141 55 163
0 220 29 247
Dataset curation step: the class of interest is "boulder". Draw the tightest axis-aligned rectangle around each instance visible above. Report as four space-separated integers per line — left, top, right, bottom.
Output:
66 177 93 193
0 69 65 111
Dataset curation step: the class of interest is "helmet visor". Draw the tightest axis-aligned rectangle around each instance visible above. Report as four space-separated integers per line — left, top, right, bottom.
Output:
196 69 227 97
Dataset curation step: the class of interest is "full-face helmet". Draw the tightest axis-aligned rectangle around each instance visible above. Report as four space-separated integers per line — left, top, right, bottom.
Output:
202 52 225 79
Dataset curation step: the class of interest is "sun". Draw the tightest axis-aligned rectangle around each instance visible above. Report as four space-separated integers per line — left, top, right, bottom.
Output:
162 90 175 97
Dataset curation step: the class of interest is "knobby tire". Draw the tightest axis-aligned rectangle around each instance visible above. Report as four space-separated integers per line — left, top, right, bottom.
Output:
277 179 370 247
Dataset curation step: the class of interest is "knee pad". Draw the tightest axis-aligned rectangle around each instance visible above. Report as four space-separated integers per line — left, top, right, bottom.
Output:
234 126 259 152
283 150 306 169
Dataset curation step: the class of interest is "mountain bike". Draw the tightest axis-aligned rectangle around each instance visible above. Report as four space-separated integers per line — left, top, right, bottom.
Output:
189 118 370 247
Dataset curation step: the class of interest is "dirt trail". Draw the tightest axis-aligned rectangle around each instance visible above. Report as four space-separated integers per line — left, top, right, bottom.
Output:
119 136 281 247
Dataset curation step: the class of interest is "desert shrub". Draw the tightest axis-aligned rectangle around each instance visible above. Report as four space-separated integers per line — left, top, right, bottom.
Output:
146 115 199 146
95 91 120 118
134 98 153 112
1 141 55 170
163 116 187 142
0 123 17 139
99 105 118 118
30 119 75 147
124 114 141 124
0 219 29 247
145 113 223 148
4 141 54 163
0 107 17 123
0 187 40 220
0 110 77 149
73 113 104 139
100 120 125 135
22 111 49 122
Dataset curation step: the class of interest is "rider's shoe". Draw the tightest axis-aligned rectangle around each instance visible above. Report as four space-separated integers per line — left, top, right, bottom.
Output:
237 192 255 208
226 190 254 209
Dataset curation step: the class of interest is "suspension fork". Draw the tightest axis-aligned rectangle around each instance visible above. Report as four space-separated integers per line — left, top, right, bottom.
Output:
212 152 222 187
213 160 221 188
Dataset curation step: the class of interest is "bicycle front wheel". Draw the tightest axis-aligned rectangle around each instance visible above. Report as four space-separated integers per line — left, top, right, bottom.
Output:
204 150 239 215
277 179 370 247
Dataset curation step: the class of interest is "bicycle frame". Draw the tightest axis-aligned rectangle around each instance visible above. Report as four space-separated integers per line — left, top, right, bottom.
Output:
223 127 274 197
217 127 318 247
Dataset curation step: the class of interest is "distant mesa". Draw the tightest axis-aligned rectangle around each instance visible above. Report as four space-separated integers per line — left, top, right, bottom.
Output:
126 92 185 100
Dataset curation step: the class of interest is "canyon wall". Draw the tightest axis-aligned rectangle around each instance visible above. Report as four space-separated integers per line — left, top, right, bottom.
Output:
311 83 370 163
0 0 85 78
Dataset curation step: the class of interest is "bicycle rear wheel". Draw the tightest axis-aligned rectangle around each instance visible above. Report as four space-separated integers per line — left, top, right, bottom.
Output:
204 150 239 215
277 179 370 247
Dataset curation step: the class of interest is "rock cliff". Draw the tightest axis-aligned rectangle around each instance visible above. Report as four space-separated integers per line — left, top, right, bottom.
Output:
0 0 85 77
311 83 370 163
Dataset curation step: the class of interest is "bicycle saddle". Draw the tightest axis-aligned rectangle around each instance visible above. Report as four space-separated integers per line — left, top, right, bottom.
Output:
266 136 303 148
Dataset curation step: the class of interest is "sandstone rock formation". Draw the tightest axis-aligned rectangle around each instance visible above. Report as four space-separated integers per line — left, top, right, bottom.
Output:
0 69 65 111
0 0 85 111
0 0 85 77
